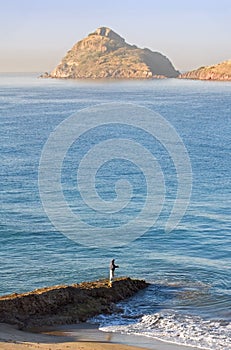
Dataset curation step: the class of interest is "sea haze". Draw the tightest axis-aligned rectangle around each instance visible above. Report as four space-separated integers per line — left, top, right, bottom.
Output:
0 74 230 349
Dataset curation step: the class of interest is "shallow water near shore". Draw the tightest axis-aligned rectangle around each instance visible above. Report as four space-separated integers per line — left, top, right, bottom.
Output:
44 322 202 350
0 74 230 349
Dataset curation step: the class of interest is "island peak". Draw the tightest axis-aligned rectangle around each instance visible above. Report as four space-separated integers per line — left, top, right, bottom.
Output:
42 27 179 79
89 26 125 42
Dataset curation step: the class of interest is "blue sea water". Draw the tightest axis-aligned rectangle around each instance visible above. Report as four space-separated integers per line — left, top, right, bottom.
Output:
0 73 230 349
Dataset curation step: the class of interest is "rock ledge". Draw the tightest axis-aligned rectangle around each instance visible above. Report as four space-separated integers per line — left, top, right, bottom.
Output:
0 277 148 329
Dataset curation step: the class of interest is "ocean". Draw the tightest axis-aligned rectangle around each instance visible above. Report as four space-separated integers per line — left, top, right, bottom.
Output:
0 73 230 349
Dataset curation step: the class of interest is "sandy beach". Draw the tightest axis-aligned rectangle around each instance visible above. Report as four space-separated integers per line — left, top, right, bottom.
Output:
0 322 203 350
0 322 146 350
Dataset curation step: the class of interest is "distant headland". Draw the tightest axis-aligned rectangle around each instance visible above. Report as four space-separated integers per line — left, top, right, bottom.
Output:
179 59 231 81
41 27 179 79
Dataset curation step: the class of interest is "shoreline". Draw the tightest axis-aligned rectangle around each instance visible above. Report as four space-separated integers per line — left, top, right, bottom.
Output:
0 279 210 350
0 322 203 350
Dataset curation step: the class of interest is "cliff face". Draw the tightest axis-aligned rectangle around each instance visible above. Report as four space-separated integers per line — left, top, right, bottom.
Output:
179 60 231 81
44 27 179 79
0 278 148 329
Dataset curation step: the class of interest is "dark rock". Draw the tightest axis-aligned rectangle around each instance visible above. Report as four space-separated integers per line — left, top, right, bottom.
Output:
0 277 148 329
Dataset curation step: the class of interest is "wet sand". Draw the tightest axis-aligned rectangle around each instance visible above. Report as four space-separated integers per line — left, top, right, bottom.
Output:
0 323 202 350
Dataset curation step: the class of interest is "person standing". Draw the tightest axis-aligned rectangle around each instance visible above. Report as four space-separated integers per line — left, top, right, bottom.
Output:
109 259 119 286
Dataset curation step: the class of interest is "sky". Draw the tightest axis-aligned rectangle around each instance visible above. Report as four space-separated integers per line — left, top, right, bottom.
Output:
0 0 230 73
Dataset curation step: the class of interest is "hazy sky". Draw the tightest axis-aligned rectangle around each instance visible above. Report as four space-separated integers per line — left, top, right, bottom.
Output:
1 0 230 72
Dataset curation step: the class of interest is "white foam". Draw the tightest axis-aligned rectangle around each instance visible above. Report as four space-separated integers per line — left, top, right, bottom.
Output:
92 312 231 350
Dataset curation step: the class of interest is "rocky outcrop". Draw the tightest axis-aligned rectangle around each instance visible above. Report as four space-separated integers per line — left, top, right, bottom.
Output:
179 60 231 81
42 27 179 79
0 278 148 329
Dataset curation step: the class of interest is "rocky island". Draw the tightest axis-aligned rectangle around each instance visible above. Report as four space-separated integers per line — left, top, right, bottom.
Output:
0 277 148 329
179 59 231 81
42 27 179 79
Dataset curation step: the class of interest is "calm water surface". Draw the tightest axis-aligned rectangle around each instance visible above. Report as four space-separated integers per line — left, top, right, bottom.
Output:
0 74 230 349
